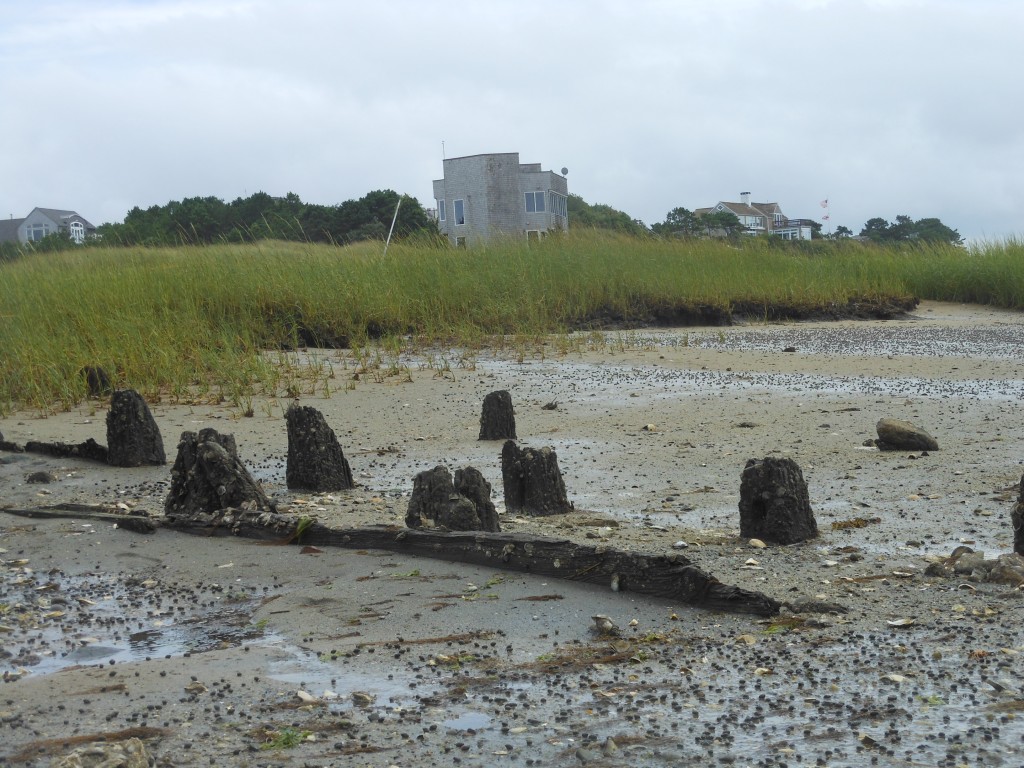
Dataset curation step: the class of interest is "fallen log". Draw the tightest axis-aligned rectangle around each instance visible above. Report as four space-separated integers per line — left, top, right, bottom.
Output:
163 507 782 616
0 503 157 533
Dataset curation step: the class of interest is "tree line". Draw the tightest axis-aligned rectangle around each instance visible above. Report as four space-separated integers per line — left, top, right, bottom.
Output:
97 189 434 247
648 207 962 245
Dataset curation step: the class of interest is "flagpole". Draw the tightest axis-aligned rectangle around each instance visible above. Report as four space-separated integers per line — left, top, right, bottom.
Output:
820 197 831 237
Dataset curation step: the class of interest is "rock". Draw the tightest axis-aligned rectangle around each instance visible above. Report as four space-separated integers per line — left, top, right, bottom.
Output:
405 465 500 532
592 614 619 636
106 389 166 467
26 471 56 484
54 737 152 768
285 404 354 491
479 389 516 441
987 554 1024 587
926 547 1024 587
164 428 275 518
952 550 991 576
874 418 939 451
739 457 818 544
1012 473 1024 556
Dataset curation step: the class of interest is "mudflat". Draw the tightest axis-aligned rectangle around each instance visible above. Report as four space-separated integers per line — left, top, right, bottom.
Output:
2 301 1022 767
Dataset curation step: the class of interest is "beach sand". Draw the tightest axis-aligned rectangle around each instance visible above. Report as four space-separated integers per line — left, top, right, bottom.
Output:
2 301 1022 766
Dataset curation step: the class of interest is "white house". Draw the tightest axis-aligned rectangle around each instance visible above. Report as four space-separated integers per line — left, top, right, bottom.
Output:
0 207 97 245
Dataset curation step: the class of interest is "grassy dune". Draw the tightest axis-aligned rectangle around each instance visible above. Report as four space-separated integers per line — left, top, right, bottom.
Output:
1 231 1021 414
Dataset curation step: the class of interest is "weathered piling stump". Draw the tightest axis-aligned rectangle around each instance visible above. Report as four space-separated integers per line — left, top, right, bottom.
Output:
501 440 572 516
81 365 113 398
106 389 166 467
285 404 354 491
1013 472 1024 555
479 390 516 441
164 428 275 518
874 417 938 451
739 456 818 544
406 465 500 531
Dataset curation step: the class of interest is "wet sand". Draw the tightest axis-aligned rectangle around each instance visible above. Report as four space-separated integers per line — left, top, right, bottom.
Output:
2 301 1023 767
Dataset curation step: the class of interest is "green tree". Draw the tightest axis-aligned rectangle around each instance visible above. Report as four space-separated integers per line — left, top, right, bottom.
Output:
859 215 962 245
700 210 743 237
833 225 853 239
912 217 963 245
652 206 699 236
567 194 647 235
860 217 891 242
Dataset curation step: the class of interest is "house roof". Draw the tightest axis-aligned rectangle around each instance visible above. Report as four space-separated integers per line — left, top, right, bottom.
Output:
709 200 788 221
0 217 25 243
31 207 96 229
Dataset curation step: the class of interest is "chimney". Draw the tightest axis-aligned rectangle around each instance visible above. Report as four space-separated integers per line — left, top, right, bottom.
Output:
740 191 751 206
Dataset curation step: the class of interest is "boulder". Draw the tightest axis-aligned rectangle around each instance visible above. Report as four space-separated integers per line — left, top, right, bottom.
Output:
479 389 516 441
106 389 166 467
285 404 354 491
164 428 275 518
406 465 500 531
874 418 938 451
739 457 818 544
501 440 572 516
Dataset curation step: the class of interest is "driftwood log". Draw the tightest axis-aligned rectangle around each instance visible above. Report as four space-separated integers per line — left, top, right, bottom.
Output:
23 439 109 463
162 507 782 616
0 503 157 533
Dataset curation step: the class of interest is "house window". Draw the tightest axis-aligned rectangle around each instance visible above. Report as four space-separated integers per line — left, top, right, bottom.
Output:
549 192 567 219
438 199 446 222
455 236 466 247
453 199 465 226
69 221 85 244
525 191 545 213
27 223 50 241
527 230 541 242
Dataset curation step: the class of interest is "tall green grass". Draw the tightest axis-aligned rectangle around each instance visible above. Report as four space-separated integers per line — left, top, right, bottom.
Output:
1 231 1021 414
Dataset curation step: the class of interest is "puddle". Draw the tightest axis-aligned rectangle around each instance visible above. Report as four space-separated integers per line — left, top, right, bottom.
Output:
443 710 492 731
265 640 437 710
1 566 274 678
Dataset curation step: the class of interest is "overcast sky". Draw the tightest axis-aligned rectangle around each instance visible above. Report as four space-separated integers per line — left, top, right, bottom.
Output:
2 0 1021 241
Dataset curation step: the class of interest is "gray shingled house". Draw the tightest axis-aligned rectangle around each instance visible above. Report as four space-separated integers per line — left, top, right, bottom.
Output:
695 193 813 240
0 207 97 245
432 153 568 247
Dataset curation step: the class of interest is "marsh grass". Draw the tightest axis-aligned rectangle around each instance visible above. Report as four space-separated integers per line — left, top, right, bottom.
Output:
1 231 1021 414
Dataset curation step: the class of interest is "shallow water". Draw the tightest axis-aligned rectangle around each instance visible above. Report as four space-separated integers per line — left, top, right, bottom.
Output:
1 565 273 677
